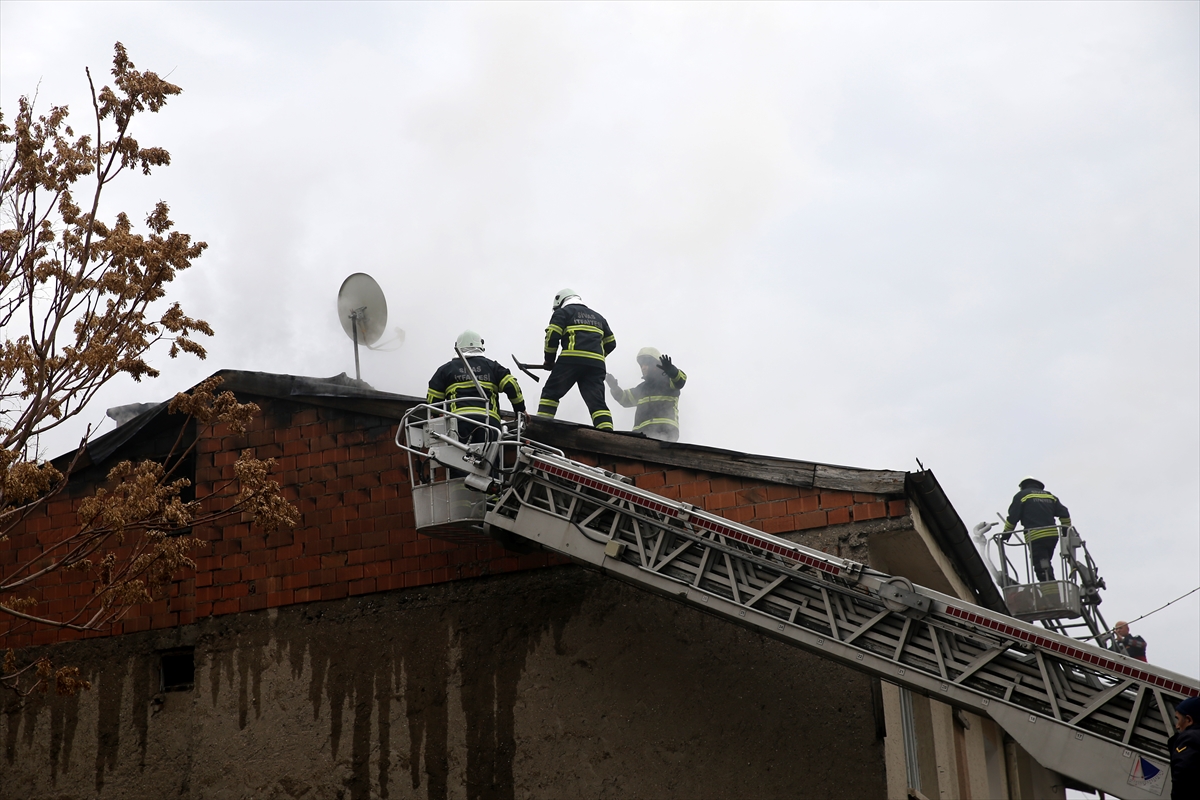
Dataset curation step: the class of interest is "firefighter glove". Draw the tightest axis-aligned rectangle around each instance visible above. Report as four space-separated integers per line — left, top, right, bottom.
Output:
605 373 619 389
659 354 678 378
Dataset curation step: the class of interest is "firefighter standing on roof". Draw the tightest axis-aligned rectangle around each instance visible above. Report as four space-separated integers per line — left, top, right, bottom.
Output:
1003 476 1072 582
606 347 687 442
427 331 525 443
537 289 616 430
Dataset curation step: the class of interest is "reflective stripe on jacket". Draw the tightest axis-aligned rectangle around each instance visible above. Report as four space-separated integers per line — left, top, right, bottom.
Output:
544 304 616 363
427 355 524 421
610 366 686 431
1004 489 1071 542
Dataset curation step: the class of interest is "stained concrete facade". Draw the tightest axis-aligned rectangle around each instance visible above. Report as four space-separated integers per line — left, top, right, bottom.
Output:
3 568 886 799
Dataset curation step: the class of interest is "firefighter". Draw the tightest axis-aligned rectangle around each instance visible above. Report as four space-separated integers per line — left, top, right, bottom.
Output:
1170 696 1200 800
605 347 687 442
537 289 616 430
427 330 525 443
1113 620 1148 662
1003 477 1072 582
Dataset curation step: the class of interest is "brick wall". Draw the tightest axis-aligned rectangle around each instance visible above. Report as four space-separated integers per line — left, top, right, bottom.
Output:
0 397 907 650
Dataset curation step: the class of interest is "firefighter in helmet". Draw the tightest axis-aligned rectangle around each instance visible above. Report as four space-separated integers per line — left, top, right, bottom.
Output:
427 330 525 443
1003 477 1072 582
537 289 616 431
606 347 687 442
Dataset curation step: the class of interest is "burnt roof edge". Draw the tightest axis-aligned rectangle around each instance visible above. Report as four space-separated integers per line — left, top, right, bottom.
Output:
524 418 907 495
73 369 911 495
905 470 1008 613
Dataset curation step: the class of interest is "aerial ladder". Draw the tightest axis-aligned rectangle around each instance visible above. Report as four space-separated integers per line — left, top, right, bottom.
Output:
396 403 1197 799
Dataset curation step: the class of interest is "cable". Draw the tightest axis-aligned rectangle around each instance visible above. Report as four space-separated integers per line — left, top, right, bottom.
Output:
1098 585 1200 637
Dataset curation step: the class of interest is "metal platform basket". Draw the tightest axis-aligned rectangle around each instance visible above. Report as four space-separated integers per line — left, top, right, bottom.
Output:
1002 580 1082 622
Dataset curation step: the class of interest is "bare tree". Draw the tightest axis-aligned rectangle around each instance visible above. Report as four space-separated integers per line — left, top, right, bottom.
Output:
0 44 298 696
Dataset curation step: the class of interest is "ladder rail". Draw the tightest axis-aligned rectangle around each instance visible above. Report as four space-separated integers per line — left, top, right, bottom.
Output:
478 447 1196 799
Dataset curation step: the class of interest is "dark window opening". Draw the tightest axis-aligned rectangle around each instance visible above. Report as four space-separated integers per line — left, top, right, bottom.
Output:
159 647 195 692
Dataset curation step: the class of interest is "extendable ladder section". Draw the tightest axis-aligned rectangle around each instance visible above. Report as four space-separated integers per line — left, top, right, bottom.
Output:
479 448 1197 799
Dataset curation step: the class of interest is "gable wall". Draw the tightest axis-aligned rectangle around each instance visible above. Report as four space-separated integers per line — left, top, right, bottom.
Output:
1 397 906 651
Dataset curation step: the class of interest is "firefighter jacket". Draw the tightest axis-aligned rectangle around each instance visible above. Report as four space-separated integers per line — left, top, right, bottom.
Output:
609 364 687 434
1004 488 1071 543
544 304 616 364
1116 633 1148 662
1168 724 1200 800
427 355 525 422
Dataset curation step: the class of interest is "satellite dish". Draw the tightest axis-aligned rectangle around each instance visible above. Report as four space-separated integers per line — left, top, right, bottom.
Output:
337 273 388 380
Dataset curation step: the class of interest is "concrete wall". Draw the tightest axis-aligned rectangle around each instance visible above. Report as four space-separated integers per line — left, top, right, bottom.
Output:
2 567 887 800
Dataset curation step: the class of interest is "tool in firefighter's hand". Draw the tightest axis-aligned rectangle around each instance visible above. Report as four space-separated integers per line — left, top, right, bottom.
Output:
512 355 549 383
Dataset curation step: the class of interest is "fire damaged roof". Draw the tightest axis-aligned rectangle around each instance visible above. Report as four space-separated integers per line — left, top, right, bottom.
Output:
61 369 1007 613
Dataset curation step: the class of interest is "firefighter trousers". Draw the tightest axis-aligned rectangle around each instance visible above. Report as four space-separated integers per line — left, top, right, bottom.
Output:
1030 538 1057 581
537 359 613 430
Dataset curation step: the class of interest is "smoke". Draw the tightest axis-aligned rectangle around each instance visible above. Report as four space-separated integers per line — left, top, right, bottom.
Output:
3 2 1196 674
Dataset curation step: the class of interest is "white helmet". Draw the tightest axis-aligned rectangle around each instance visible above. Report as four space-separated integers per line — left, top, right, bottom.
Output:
636 346 661 365
553 288 582 310
456 330 485 353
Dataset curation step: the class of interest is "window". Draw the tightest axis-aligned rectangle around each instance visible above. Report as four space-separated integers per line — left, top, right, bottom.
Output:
159 647 195 692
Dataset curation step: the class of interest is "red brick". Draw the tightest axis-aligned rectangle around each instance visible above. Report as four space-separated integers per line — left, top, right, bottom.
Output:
794 511 828 530
762 516 796 535
333 534 362 552
709 477 742 494
827 507 851 525
634 472 666 490
754 501 789 520
724 505 756 523
375 575 404 591
320 583 348 601
242 594 267 612
853 502 887 521
705 492 737 511
283 572 311 590
363 561 392 578
819 491 853 509
888 499 908 517
786 496 820 515
678 480 711 499
348 578 376 596
766 485 799 501
213 569 240 586
336 565 364 582
418 552 449 571
735 487 767 505
663 469 696 486
406 570 433 587
321 553 348 568
213 599 239 615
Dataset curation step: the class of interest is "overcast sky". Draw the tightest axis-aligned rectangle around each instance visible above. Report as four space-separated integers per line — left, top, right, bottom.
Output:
2 2 1197 678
